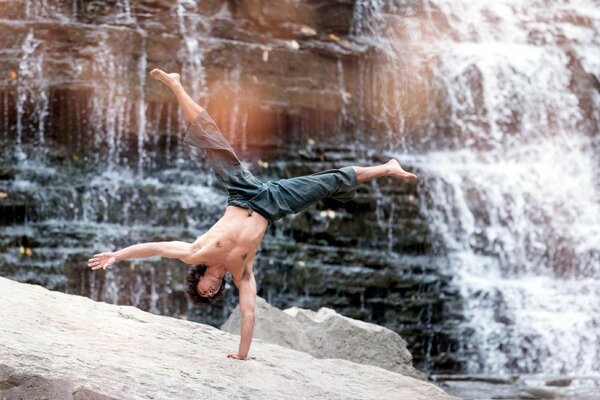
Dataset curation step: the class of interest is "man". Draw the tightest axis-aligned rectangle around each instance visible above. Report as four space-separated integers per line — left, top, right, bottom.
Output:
87 68 417 361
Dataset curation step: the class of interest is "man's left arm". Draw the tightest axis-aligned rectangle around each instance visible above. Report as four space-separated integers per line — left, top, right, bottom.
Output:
227 271 256 360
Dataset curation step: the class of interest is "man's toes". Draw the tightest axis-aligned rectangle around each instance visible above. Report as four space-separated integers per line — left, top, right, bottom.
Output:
150 68 167 80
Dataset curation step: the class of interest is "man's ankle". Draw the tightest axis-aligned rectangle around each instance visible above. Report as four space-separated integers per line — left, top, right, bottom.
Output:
170 82 184 93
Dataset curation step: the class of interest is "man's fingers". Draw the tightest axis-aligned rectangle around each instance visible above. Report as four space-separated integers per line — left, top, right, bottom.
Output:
89 254 109 270
226 354 250 361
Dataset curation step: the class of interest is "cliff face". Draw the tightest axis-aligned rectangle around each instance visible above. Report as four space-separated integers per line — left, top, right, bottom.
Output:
0 277 458 400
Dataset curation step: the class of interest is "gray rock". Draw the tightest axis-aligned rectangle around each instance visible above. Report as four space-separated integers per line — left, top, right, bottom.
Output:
221 296 428 380
0 277 457 400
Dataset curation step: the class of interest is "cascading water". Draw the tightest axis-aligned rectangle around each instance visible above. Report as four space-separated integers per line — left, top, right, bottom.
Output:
176 0 210 104
88 31 133 165
1 1 226 319
351 0 600 375
16 30 48 152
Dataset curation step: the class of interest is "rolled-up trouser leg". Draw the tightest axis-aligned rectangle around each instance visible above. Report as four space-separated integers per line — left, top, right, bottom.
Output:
246 166 359 222
183 109 359 224
183 110 265 202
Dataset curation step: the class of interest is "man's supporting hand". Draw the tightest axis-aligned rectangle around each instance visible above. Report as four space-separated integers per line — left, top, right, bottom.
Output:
226 352 255 361
88 252 117 270
234 272 257 359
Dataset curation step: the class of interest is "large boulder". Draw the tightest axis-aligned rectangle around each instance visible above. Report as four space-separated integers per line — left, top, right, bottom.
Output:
221 296 428 380
0 277 456 400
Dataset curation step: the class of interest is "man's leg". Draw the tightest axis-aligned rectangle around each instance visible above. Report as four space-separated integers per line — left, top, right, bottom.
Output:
149 68 417 183
150 68 202 123
150 68 265 203
352 159 417 183
248 160 417 222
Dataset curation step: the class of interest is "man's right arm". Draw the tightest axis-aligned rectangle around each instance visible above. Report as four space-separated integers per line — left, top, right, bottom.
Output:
88 241 197 270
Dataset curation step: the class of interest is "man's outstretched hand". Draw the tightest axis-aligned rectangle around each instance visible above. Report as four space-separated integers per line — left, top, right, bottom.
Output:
227 352 254 361
88 252 117 271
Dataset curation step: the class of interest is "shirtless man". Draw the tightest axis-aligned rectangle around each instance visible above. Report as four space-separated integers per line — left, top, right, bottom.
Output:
87 68 417 361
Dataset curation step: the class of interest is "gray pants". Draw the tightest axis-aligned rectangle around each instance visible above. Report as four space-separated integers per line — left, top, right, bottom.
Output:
183 110 359 223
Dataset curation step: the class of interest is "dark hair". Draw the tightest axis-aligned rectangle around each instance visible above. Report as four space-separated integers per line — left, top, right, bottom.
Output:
185 263 226 307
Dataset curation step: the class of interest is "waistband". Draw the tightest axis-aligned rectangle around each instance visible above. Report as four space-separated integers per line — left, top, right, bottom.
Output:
227 199 273 225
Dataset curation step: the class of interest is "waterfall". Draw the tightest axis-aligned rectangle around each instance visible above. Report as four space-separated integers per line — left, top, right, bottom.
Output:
1 2 220 318
16 30 48 153
3 0 599 379
353 0 600 374
176 0 210 106
136 27 148 175
88 30 132 166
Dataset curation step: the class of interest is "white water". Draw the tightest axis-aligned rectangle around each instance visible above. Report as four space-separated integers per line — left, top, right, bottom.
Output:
88 31 132 165
176 0 211 105
406 144 600 373
16 30 48 153
354 0 600 374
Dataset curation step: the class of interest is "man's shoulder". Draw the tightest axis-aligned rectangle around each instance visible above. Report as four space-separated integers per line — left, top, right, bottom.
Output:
191 233 208 249
231 263 255 287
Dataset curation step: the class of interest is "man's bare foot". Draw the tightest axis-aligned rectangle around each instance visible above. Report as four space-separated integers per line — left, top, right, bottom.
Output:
150 68 181 87
387 159 417 180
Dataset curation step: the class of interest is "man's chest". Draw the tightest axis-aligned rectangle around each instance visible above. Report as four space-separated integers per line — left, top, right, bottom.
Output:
224 247 255 278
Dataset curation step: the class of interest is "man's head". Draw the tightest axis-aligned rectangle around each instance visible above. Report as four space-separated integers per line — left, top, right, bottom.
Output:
185 264 226 306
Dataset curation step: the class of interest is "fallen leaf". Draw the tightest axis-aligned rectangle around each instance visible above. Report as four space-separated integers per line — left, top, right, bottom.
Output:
257 159 269 169
300 25 317 36
328 33 340 42
9 70 17 79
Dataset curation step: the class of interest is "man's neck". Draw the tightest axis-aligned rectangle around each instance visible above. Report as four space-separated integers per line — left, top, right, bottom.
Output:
207 264 227 279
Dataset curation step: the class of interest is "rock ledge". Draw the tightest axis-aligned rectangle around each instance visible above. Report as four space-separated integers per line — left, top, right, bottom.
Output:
221 296 427 380
0 277 456 399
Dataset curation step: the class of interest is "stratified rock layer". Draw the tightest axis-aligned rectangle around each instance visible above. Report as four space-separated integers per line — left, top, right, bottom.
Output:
221 296 428 380
0 277 457 400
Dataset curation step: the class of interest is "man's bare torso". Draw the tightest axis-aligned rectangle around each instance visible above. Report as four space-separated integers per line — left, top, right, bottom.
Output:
187 206 269 284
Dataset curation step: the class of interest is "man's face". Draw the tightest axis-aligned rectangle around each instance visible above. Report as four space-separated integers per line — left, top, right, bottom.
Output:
197 275 221 298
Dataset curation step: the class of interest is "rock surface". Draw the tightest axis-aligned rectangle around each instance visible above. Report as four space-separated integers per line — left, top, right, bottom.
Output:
0 277 457 400
221 296 428 381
